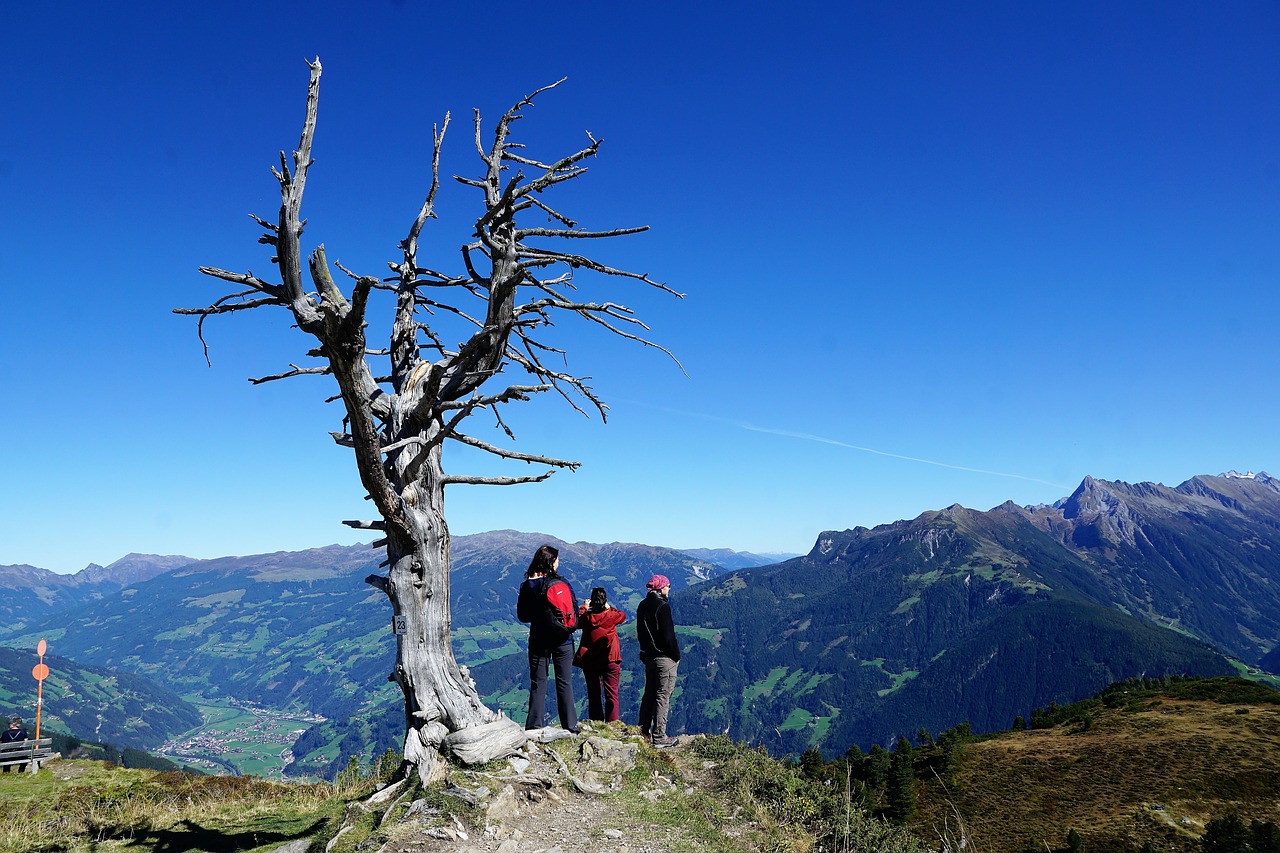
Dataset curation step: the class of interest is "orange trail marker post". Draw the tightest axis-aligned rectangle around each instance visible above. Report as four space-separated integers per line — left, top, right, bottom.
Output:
32 639 49 740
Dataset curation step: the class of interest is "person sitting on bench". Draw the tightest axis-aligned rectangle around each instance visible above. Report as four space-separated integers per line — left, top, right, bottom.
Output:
0 717 30 773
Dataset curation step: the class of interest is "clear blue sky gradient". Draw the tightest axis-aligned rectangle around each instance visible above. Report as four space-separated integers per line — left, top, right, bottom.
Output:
3 2 1277 573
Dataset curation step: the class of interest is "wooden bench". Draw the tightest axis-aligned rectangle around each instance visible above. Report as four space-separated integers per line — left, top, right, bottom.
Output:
0 738 54 773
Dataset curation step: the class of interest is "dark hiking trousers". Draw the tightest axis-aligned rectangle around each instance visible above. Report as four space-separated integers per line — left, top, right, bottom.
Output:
525 642 578 731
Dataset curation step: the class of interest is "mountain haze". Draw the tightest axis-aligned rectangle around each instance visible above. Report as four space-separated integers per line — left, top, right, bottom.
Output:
0 554 200 632
673 547 801 570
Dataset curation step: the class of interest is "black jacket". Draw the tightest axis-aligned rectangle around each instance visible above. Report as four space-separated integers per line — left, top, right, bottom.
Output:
636 590 680 661
517 575 577 650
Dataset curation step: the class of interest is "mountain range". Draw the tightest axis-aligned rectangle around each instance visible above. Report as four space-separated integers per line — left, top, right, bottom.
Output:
1017 471 1280 663
661 471 1276 752
0 532 739 776
1 470 1276 775
0 553 200 633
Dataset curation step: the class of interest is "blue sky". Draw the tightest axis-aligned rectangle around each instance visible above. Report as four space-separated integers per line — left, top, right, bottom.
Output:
3 2 1277 573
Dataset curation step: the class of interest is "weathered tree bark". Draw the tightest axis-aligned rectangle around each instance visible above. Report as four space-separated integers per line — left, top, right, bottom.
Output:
177 58 679 783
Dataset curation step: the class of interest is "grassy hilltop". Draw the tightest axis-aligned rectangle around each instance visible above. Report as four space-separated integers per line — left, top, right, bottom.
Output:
910 677 1280 852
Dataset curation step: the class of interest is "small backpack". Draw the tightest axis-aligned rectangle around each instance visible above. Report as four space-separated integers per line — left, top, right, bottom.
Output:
542 578 578 632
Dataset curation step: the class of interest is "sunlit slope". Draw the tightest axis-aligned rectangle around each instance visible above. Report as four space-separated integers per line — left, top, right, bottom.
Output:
670 499 1238 752
912 677 1280 853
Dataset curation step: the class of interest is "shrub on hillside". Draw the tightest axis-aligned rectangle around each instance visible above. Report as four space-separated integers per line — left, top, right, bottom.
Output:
691 735 927 852
1201 814 1280 853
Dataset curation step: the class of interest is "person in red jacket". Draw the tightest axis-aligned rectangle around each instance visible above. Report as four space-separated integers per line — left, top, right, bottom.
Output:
575 587 627 722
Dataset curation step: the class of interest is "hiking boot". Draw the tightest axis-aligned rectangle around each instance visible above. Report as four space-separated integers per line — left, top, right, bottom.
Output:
651 736 677 749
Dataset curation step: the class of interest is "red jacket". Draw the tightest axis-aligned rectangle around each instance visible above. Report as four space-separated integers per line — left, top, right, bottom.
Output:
577 606 627 667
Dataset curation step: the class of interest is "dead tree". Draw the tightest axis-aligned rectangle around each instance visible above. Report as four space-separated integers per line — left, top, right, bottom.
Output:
177 58 679 782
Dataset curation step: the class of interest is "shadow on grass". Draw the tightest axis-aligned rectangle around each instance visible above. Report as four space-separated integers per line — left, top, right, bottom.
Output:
124 817 326 852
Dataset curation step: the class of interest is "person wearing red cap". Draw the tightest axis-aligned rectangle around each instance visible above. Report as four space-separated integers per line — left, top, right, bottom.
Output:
636 574 681 747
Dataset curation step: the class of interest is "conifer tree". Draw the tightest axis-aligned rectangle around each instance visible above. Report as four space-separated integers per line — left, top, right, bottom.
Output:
1202 814 1250 853
867 743 891 790
1253 819 1280 853
799 747 825 780
887 736 916 822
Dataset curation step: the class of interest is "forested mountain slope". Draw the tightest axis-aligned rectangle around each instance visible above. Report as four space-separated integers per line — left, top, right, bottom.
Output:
668 497 1239 753
1014 471 1280 663
0 646 200 749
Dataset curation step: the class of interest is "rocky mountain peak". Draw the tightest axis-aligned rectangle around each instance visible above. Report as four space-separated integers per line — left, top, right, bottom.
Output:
1059 476 1114 519
1171 471 1280 518
1221 470 1276 485
1057 476 1145 548
810 529 863 559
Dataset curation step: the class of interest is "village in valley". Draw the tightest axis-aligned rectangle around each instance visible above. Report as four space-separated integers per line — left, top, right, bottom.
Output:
158 698 324 779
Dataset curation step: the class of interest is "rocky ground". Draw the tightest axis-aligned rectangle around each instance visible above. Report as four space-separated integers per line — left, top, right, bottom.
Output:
328 723 701 853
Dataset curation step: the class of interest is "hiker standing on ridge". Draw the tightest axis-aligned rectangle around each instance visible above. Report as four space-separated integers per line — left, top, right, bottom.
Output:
576 586 627 722
517 544 581 733
637 574 681 747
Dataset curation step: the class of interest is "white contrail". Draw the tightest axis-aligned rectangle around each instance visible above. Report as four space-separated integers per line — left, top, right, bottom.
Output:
738 423 1069 488
614 398 1068 489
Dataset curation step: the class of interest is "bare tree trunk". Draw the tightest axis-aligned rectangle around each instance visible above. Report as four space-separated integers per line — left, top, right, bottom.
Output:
383 441 516 781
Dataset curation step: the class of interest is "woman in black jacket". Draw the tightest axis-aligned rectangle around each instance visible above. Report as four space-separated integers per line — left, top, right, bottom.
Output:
516 545 580 732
